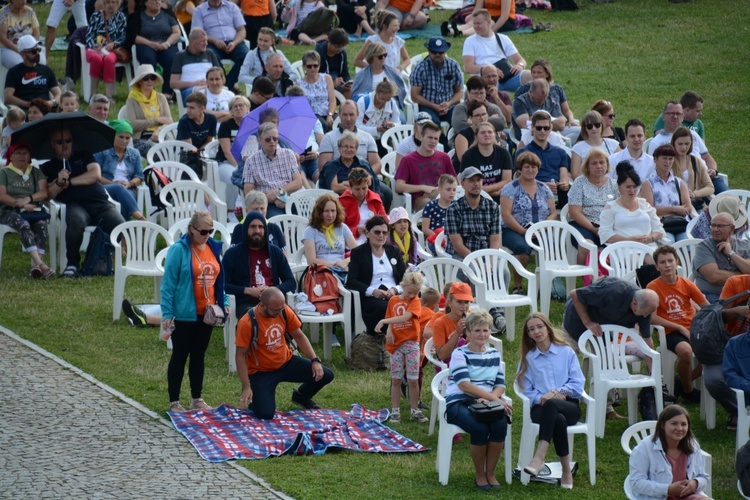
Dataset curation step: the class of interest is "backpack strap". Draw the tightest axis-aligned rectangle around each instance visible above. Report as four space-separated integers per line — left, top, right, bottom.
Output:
719 289 750 308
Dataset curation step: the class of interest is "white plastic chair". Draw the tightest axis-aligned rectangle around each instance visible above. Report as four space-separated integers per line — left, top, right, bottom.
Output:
159 180 227 229
380 151 412 211
285 189 336 218
578 325 664 437
167 218 232 255
409 209 427 251
621 420 712 498
672 238 701 279
432 232 448 257
142 161 201 224
686 216 699 238
416 258 484 302
290 60 305 79
76 42 133 102
109 221 173 320
380 124 413 155
464 249 538 342
146 140 194 165
423 337 446 435
267 214 308 264
157 122 179 143
514 381 597 486
525 221 598 316
599 241 654 279
432 366 513 486
201 140 223 199
287 264 354 361
733 388 750 453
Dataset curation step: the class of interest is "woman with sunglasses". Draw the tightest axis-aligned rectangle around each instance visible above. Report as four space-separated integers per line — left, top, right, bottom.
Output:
123 64 173 158
351 41 407 108
161 210 229 413
591 99 625 148
570 111 621 179
347 215 408 337
354 11 411 72
298 50 336 132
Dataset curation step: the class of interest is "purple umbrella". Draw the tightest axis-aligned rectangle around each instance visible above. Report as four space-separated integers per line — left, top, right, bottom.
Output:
231 96 317 160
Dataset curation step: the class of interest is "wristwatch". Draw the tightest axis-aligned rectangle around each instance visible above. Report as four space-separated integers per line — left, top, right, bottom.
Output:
310 356 322 365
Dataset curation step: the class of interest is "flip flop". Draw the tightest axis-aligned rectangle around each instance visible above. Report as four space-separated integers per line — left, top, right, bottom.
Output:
727 418 738 431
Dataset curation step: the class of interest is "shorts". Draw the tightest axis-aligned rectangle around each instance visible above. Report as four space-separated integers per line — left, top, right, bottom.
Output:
501 227 533 256
497 71 523 92
385 5 407 19
46 0 88 28
390 340 420 380
666 332 691 354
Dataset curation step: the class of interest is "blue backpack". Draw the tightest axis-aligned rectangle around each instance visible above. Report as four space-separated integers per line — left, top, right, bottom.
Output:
81 226 114 276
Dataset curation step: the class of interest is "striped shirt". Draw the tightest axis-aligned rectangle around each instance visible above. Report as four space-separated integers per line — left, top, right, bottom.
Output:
445 345 504 405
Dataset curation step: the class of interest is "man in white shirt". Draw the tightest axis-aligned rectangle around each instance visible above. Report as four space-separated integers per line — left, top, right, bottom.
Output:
648 100 718 173
461 9 531 92
170 29 221 106
608 118 655 181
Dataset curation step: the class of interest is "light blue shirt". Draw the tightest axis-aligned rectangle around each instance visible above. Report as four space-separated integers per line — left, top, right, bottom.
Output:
518 343 584 406
192 0 245 43
629 436 709 499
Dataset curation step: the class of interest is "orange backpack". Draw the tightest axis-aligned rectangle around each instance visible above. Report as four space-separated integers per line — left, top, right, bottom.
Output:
302 264 341 314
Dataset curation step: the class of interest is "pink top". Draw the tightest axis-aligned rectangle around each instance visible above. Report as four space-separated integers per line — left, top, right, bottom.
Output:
666 452 703 500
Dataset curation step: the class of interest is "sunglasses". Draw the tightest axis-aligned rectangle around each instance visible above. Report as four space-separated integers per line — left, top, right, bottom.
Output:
606 114 616 119
142 74 158 82
370 230 388 236
55 137 73 145
305 64 319 69
585 123 602 130
24 48 42 55
264 136 279 143
534 125 551 131
191 226 214 236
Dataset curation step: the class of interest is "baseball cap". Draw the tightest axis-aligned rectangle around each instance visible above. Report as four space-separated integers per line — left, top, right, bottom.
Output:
449 282 474 302
17 35 41 52
415 112 432 125
458 167 483 182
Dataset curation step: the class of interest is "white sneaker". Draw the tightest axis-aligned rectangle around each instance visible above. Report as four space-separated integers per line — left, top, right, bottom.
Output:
389 409 401 423
411 409 428 423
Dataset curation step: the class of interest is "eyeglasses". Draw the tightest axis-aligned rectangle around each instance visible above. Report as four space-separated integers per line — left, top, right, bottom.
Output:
664 112 683 116
710 223 734 229
375 54 386 60
370 230 387 236
606 114 616 119
264 136 279 143
305 64 319 69
534 125 551 131
472 112 488 119
55 137 73 145
585 123 602 130
191 226 214 236
141 75 158 82
24 48 42 55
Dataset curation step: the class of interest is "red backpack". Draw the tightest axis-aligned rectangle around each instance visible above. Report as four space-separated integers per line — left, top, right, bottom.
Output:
302 264 341 314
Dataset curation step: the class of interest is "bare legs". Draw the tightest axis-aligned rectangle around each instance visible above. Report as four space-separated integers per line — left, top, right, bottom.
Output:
471 441 505 486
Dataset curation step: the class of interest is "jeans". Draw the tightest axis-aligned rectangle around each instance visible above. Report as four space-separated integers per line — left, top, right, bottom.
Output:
104 183 140 220
703 363 738 415
208 42 249 91
135 44 178 96
266 203 284 218
446 400 508 446
168 318 213 401
712 175 729 194
530 398 581 457
64 202 125 268
249 355 334 419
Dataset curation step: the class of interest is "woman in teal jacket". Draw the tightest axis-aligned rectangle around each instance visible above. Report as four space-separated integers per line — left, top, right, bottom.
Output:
161 211 230 413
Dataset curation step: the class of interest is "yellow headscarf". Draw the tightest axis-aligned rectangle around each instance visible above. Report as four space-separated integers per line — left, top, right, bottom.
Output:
321 224 338 249
128 87 161 131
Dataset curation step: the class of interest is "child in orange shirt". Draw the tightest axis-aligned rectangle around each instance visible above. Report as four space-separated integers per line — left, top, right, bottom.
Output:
414 287 441 407
376 271 426 423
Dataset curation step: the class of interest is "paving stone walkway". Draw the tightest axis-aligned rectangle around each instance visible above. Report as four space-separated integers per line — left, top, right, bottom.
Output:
0 329 291 499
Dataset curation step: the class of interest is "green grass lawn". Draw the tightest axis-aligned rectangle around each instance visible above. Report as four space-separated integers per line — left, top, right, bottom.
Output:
4 0 749 498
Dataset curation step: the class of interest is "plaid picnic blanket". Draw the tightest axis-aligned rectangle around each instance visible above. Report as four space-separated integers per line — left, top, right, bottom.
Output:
169 403 428 462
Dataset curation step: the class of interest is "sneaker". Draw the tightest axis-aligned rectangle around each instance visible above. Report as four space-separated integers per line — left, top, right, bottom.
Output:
389 409 401 423
62 265 78 278
331 333 341 348
122 299 148 327
489 307 506 335
291 389 321 410
190 398 213 410
411 408 428 423
169 401 186 412
417 400 429 411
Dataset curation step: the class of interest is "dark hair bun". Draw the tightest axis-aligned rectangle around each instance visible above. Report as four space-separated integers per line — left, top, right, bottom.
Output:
616 161 634 176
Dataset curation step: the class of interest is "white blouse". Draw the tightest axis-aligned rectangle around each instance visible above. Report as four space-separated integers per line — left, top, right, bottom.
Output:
598 198 665 245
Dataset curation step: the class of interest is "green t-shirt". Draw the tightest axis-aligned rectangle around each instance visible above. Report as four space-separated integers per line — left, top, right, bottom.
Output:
0 165 46 211
652 115 705 139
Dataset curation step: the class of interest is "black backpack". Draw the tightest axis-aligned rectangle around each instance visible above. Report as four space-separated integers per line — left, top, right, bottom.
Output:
690 290 750 364
81 226 114 276
143 167 173 217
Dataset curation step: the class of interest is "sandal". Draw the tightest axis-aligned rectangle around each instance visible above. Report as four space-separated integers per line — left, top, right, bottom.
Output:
40 265 55 279
727 417 738 432
29 265 42 279
512 286 524 295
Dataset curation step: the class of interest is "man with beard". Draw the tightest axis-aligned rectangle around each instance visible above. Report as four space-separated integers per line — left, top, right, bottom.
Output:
4 35 61 111
222 210 296 318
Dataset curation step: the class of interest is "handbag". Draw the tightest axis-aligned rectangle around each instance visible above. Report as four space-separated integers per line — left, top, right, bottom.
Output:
492 34 515 83
18 208 50 222
467 399 506 424
660 178 689 234
191 248 225 327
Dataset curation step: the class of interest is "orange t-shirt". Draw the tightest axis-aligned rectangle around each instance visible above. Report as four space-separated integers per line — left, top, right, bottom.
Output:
432 313 459 349
719 275 750 336
484 0 516 20
235 305 302 375
647 277 707 335
388 0 415 14
419 306 436 334
191 245 220 315
384 295 422 353
241 0 270 17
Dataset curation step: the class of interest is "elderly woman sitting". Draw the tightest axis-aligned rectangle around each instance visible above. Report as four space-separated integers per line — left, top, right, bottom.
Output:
355 80 402 157
123 64 173 158
320 131 382 198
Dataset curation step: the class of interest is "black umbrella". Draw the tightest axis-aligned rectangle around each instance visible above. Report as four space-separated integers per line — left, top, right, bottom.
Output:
11 111 116 159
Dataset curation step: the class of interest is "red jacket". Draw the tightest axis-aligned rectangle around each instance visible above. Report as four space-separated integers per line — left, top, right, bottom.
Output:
339 188 386 238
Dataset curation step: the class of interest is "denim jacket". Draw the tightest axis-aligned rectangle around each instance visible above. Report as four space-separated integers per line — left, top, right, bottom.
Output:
628 437 709 499
94 147 144 182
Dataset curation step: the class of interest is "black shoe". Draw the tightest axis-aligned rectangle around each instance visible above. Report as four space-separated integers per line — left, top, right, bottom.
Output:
450 19 462 37
662 384 677 403
440 21 451 37
122 299 148 327
292 389 321 410
682 388 701 404
673 376 684 400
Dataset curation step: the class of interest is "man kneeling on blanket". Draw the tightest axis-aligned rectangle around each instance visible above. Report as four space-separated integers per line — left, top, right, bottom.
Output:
236 287 335 419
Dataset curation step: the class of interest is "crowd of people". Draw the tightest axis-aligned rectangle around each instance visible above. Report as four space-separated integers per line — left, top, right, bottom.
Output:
1 0 747 495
